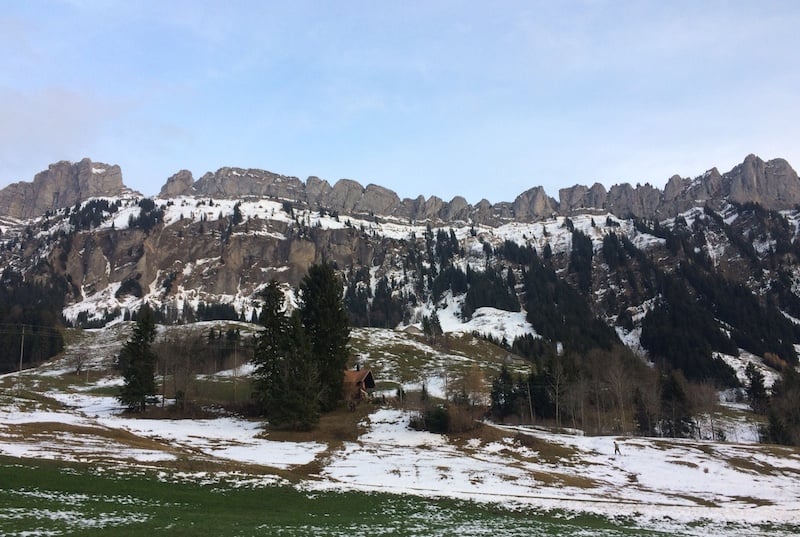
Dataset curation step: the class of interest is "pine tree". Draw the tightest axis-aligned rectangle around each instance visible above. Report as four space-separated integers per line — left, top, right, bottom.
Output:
744 362 768 414
118 303 158 412
300 262 351 412
490 365 519 420
252 281 288 414
253 282 321 430
273 312 320 430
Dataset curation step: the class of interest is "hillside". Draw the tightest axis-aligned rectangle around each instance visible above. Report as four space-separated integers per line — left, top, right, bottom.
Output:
2 153 800 533
2 155 800 439
1 325 799 536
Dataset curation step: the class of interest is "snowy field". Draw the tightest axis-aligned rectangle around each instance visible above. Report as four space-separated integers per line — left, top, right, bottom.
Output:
1 320 799 536
2 370 799 536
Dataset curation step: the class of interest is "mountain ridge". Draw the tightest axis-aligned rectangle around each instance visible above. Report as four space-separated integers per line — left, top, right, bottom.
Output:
1 154 798 223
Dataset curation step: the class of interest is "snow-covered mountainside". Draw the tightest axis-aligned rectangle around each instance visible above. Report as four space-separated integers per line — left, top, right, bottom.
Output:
3 153 800 442
3 189 799 378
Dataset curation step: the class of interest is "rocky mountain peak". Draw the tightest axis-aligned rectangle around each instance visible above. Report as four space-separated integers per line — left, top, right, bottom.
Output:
159 169 194 198
0 158 132 219
726 154 799 208
3 154 799 224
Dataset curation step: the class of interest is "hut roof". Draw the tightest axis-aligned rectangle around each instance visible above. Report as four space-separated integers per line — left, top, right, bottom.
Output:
343 368 375 389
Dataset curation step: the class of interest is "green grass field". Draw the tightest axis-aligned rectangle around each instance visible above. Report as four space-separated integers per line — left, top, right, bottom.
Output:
0 456 664 537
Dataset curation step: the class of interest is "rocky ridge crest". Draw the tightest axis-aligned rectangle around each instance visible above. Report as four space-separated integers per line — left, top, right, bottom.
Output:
2 154 799 222
157 154 800 222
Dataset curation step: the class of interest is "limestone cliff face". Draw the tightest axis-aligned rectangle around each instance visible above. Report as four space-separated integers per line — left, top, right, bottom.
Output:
324 179 365 213
513 187 557 219
4 154 799 225
44 217 384 303
726 155 800 208
0 158 130 219
553 155 799 219
163 155 799 222
357 184 402 215
558 183 609 214
192 167 307 200
159 170 194 198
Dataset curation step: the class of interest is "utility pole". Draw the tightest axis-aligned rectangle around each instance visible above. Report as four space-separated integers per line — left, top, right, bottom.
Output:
17 325 25 396
233 339 238 403
527 380 534 424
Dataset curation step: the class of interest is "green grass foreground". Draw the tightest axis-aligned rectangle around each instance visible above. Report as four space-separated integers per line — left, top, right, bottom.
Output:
0 456 662 537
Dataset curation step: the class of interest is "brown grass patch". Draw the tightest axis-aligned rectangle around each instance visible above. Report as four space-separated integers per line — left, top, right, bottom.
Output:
671 493 718 507
728 495 775 507
528 469 598 489
11 421 177 455
725 456 793 476
448 422 507 452
135 403 221 420
264 403 373 444
260 403 376 480
669 459 699 469
512 431 580 463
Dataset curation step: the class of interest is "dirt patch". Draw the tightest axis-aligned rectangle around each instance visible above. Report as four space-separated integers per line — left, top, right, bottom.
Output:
526 468 598 489
8 421 182 459
724 456 795 477
671 493 718 508
669 459 699 469
263 404 373 444
728 495 775 507
512 431 580 463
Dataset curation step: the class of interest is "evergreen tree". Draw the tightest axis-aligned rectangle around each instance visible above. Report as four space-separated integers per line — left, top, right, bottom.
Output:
422 312 443 344
0 269 65 374
490 365 519 420
252 281 289 414
744 362 768 414
118 303 158 412
660 370 693 438
267 312 320 430
369 276 404 328
569 229 593 293
300 262 351 412
253 282 321 430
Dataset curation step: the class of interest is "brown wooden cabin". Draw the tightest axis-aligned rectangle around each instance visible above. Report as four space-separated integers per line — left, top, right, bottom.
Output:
343 368 376 401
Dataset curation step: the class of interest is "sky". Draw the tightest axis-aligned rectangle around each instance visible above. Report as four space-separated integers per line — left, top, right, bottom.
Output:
1 1 798 204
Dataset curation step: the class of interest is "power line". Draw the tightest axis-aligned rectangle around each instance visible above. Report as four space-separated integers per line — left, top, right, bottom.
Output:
0 323 65 339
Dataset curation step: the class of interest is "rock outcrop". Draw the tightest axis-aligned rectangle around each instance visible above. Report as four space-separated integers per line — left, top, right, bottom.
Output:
726 154 800 208
559 183 608 214
0 158 131 219
3 154 799 224
159 169 194 198
513 187 558 219
553 155 799 219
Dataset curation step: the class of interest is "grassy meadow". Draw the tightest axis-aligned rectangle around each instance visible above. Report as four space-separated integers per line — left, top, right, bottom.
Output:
0 456 665 537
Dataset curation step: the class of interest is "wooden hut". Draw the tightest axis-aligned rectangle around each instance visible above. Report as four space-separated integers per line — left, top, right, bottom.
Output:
343 368 375 402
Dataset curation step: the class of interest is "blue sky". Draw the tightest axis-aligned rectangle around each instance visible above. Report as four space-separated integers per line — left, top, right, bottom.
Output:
1 1 798 204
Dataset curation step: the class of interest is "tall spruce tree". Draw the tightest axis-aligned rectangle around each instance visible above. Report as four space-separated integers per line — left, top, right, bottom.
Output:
252 281 289 415
118 303 158 412
274 312 320 430
253 280 321 430
300 262 351 412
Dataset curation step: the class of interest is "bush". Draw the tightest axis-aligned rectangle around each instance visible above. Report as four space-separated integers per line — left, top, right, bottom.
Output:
424 405 451 433
410 403 481 434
